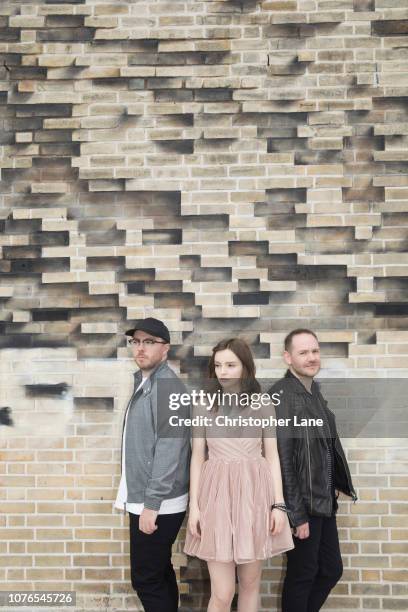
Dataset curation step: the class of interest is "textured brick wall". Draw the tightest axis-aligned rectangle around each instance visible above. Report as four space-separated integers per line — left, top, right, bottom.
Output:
0 0 408 610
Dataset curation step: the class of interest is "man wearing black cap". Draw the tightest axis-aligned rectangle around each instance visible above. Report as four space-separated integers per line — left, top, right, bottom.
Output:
115 317 190 612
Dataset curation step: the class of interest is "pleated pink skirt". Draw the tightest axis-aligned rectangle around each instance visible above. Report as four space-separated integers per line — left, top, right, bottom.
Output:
184 453 294 564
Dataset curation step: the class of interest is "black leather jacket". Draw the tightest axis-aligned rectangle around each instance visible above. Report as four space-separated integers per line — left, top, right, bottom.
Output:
269 370 357 527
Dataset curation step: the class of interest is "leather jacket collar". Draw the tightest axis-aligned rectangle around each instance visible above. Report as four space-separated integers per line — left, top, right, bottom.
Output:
284 368 320 396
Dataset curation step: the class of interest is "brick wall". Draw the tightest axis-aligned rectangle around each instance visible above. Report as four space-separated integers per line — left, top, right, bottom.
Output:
0 0 407 610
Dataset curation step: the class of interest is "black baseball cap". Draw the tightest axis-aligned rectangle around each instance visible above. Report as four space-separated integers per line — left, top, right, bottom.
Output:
125 317 170 344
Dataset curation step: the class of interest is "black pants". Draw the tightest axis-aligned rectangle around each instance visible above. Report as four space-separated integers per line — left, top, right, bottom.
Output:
129 511 186 612
282 515 343 612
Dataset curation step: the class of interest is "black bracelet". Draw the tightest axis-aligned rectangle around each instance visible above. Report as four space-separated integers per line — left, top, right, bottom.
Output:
271 503 288 513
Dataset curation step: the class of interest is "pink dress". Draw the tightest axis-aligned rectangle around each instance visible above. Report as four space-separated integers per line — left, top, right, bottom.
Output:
184 435 294 564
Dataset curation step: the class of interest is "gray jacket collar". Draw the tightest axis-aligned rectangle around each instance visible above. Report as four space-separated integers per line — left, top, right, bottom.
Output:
133 360 169 392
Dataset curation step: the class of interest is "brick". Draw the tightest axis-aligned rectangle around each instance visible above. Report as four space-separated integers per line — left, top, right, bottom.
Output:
9 16 45 27
15 132 33 143
43 118 80 129
0 556 32 567
383 570 408 582
262 1 298 9
34 556 71 568
84 16 118 28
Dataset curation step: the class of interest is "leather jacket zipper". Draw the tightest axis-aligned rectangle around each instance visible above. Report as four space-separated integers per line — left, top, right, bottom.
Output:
324 407 334 514
334 438 357 503
305 425 313 513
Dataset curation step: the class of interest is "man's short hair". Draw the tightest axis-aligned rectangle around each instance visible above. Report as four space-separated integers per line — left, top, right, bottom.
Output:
284 328 319 352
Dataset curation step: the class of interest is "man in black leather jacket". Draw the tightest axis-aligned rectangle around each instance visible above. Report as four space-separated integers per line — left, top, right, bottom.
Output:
269 328 357 612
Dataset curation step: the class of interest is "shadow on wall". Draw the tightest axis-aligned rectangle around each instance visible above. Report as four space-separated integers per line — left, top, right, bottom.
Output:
0 406 13 426
0 348 75 437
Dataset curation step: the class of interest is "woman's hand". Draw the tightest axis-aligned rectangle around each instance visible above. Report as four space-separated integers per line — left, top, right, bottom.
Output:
270 508 286 535
188 505 201 538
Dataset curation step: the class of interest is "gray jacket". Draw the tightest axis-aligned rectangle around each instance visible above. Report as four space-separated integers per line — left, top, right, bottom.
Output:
122 360 190 511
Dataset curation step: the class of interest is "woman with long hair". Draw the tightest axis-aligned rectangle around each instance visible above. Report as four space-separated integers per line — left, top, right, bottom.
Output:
184 338 294 611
